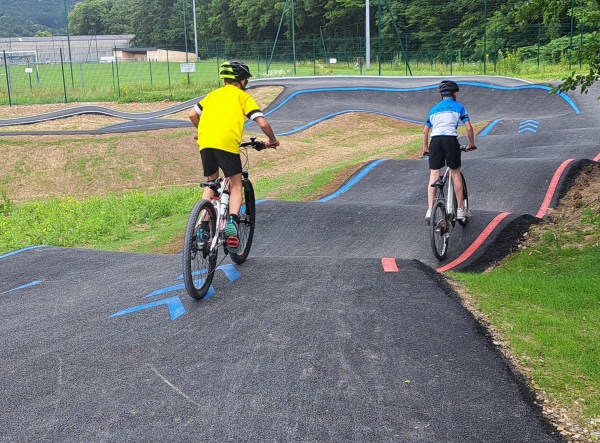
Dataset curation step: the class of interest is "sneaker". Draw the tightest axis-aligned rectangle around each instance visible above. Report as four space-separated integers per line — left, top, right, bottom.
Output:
425 208 432 225
456 207 472 220
224 216 240 253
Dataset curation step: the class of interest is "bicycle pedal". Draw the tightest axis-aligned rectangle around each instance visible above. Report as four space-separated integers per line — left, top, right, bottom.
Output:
226 236 240 249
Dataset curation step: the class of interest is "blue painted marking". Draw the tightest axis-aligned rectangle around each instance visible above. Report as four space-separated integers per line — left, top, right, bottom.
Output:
145 283 185 298
174 263 240 283
317 159 387 202
0 245 45 260
456 82 580 114
109 296 186 321
217 264 241 281
1 280 43 295
480 119 501 136
518 120 539 134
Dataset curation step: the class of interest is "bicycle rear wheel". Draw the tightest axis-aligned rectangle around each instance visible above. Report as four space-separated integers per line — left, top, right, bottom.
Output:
457 172 469 227
183 199 217 299
230 177 256 264
430 200 449 261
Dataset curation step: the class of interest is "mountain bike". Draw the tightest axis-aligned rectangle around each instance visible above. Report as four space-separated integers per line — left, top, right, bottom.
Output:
430 146 476 261
182 137 268 299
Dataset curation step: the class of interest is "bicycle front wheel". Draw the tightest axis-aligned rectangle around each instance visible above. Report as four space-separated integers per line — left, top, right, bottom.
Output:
430 200 449 261
457 172 469 227
183 199 217 299
230 177 256 264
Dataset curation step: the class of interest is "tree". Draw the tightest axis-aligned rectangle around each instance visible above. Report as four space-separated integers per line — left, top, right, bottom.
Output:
68 0 113 35
68 0 134 36
515 0 600 97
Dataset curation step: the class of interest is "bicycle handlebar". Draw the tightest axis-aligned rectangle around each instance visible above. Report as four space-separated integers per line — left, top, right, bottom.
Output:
240 136 279 151
193 135 278 151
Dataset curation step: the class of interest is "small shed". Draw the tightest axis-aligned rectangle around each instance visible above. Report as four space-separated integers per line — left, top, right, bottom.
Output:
113 47 197 62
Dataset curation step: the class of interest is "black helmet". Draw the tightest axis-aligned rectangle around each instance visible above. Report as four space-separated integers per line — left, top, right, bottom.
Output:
220 60 252 81
439 80 459 95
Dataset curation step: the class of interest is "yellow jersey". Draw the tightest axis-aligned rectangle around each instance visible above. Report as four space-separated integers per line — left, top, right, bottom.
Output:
195 84 263 154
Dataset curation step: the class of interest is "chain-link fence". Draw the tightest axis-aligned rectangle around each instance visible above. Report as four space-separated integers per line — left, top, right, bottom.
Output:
1 22 596 106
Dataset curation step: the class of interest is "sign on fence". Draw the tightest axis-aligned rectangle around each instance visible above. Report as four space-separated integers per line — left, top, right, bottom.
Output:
180 63 196 73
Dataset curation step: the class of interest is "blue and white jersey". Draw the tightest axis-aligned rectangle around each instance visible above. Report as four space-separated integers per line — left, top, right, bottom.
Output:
425 98 470 137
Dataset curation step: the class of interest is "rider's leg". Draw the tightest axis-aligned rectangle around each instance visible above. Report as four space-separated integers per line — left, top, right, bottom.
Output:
227 173 243 216
224 173 243 252
426 168 441 224
450 167 464 209
428 169 441 210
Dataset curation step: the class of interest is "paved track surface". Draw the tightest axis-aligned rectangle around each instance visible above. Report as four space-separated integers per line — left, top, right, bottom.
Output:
2 76 599 442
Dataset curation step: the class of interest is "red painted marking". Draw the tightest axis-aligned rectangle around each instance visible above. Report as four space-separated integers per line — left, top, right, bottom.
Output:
381 258 399 272
535 159 574 219
437 212 512 273
594 152 600 163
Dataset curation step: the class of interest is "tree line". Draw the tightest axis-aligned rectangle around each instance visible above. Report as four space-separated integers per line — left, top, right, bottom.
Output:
62 0 597 50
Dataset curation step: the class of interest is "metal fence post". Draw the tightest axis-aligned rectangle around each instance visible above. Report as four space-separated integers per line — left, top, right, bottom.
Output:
114 47 121 99
166 48 172 97
3 51 12 106
59 48 68 103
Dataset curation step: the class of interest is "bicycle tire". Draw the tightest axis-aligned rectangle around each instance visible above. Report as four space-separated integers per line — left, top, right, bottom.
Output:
457 172 469 227
431 200 449 261
230 178 256 264
183 199 217 299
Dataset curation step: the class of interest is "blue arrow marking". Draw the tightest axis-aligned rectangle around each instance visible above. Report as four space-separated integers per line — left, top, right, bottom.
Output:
216 264 241 281
518 120 539 134
1 280 43 295
518 127 537 133
109 296 185 321
145 283 185 298
174 263 241 283
145 282 215 300
110 263 241 321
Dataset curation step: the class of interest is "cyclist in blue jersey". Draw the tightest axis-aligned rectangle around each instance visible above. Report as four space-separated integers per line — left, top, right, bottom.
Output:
422 80 476 224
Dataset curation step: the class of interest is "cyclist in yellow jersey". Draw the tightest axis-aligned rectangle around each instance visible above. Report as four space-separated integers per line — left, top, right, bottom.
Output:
189 60 279 252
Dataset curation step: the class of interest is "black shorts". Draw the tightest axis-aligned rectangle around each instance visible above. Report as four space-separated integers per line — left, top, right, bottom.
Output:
200 148 243 178
428 136 461 170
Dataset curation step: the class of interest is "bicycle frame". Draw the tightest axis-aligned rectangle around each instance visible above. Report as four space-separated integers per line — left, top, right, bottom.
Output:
204 177 230 252
433 167 458 223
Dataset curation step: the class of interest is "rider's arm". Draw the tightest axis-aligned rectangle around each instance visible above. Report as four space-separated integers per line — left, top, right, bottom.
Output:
253 116 279 148
189 108 200 128
464 121 476 150
422 125 431 154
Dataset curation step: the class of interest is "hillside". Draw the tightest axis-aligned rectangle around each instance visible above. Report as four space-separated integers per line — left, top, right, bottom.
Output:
0 0 80 37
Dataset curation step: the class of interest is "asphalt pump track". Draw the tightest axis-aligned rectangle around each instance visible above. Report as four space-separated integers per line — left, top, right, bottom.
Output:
2 76 599 442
